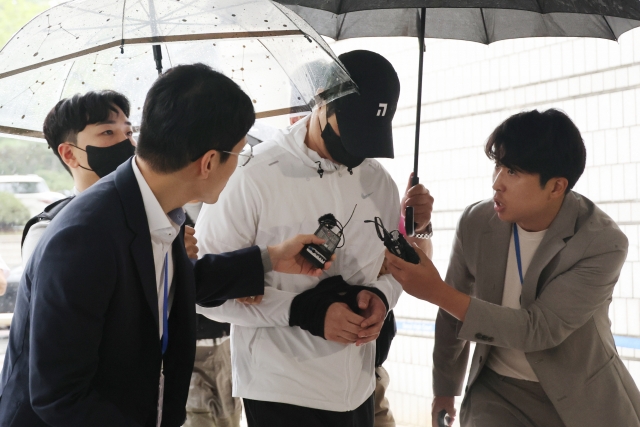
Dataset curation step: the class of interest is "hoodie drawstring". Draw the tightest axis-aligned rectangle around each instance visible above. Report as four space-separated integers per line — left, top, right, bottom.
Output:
347 167 353 175
316 161 324 178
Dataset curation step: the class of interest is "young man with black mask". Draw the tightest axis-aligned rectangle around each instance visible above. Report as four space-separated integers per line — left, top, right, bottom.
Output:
195 50 432 427
0 64 331 427
386 109 640 427
21 90 136 263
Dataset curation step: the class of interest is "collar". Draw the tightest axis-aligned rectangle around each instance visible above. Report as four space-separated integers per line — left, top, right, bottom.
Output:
276 114 345 174
131 157 185 238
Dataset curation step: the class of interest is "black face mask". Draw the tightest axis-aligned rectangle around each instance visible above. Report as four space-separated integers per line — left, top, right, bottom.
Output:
320 116 365 169
74 139 135 178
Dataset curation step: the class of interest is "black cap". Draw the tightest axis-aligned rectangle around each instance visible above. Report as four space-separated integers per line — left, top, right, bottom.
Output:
333 50 400 159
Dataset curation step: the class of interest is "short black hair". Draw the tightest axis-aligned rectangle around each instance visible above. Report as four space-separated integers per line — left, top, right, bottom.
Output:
43 90 130 173
136 63 255 173
485 109 586 193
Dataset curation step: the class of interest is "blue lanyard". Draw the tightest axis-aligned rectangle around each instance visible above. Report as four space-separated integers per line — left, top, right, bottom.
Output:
513 223 524 286
161 253 169 356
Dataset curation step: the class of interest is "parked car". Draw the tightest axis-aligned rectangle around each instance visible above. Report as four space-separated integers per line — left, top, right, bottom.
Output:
0 175 65 217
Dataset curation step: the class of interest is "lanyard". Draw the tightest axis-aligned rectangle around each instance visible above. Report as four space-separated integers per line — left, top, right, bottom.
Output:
513 223 524 286
157 253 170 427
161 253 169 356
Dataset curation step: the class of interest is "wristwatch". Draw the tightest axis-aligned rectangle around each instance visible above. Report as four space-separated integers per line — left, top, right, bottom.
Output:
413 222 433 239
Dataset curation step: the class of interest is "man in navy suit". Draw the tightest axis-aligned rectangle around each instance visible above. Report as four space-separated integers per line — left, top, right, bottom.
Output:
0 63 331 427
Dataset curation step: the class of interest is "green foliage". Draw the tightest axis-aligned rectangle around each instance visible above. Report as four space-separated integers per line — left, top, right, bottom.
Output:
0 2 67 190
36 169 73 192
0 192 30 231
0 138 73 192
0 0 50 48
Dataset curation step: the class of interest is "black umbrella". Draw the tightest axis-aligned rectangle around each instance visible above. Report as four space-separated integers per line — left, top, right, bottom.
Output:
276 1 640 236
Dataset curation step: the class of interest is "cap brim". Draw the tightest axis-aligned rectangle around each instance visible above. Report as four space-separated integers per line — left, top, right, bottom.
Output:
337 116 395 159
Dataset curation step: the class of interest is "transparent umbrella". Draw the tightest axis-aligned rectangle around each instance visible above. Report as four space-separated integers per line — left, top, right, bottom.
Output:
0 0 357 139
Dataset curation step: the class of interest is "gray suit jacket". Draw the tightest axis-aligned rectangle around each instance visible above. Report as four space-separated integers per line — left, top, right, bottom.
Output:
434 191 640 427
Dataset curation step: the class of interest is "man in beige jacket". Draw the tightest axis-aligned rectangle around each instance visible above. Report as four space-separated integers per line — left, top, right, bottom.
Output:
386 109 640 427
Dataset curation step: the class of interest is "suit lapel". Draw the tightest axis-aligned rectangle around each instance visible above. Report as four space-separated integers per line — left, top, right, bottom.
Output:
477 214 511 305
114 160 160 330
521 193 579 307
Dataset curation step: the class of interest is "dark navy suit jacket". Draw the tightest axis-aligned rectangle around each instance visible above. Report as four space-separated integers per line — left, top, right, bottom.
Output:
0 160 264 426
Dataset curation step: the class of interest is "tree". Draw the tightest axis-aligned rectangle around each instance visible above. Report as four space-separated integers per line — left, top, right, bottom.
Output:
0 192 30 231
0 1 71 192
0 0 50 48
0 139 73 192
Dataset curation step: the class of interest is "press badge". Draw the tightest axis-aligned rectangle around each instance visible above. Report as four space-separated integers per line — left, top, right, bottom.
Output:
156 366 165 427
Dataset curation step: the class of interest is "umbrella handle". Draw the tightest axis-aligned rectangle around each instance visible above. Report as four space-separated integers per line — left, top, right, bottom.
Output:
437 409 454 427
404 175 420 236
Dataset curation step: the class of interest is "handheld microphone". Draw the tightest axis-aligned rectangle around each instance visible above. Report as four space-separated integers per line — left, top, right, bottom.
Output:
300 206 357 269
366 217 420 264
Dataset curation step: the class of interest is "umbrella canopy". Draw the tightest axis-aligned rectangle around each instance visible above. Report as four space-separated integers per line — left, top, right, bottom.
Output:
0 0 357 139
279 1 640 43
277 0 640 236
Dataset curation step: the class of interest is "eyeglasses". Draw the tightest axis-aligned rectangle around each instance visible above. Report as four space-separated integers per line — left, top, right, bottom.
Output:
223 144 253 167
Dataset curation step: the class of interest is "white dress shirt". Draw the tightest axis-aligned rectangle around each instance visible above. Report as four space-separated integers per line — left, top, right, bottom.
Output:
132 157 184 339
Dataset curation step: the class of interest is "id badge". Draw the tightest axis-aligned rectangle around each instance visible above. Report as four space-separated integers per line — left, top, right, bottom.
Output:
156 369 165 427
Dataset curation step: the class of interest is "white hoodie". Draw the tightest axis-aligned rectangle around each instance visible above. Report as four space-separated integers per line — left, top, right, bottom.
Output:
195 115 403 412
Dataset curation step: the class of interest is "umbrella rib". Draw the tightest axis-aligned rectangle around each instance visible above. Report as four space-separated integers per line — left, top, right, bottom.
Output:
0 105 311 139
120 0 127 50
480 8 489 45
57 60 75 105
256 106 310 119
533 0 544 13
336 13 347 40
0 30 303 80
602 15 618 41
0 125 44 139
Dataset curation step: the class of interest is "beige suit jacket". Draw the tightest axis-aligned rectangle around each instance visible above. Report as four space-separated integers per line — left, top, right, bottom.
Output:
434 191 640 427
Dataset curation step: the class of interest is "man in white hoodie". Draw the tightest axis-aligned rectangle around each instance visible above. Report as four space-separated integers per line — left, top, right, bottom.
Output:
195 50 431 427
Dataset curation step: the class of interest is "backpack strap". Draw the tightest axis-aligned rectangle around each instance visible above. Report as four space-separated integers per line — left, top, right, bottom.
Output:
21 196 75 248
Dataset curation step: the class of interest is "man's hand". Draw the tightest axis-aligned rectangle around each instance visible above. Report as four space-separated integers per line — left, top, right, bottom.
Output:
432 396 456 427
385 246 470 322
236 295 263 305
402 173 434 233
385 244 442 300
184 226 199 260
268 234 335 277
355 291 387 346
324 302 364 344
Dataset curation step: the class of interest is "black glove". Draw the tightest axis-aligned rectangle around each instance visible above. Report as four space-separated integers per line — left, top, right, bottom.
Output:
289 275 389 339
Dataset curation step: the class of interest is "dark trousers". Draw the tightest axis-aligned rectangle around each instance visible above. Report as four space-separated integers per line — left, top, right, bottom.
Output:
244 394 374 427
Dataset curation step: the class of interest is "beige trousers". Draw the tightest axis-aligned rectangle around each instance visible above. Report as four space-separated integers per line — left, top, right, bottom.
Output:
374 366 396 427
183 339 242 427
